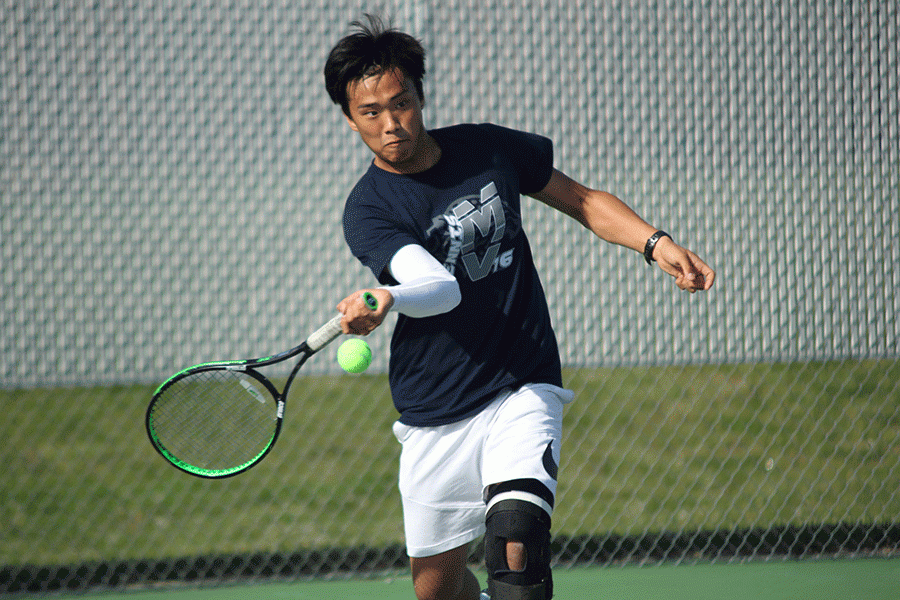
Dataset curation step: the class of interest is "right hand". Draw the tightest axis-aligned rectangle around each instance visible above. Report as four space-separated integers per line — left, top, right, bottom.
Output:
337 289 394 335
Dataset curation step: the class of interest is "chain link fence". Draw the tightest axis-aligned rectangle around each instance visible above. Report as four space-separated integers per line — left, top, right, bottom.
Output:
2 0 898 595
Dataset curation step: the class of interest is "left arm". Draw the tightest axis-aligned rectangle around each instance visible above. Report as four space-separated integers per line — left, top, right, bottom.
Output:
529 169 715 292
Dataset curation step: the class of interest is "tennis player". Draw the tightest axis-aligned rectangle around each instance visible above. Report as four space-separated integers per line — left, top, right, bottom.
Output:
325 15 715 600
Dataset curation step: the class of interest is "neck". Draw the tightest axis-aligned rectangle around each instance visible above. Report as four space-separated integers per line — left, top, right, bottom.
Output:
375 133 441 175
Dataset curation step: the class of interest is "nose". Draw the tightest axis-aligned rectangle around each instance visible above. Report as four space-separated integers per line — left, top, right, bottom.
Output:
382 110 402 133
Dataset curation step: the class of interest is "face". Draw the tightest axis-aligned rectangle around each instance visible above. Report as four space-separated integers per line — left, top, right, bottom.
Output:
344 68 433 174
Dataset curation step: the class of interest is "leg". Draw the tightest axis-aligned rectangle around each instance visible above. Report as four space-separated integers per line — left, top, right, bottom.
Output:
483 496 553 599
480 383 570 599
505 540 526 571
392 419 488 600
410 543 481 600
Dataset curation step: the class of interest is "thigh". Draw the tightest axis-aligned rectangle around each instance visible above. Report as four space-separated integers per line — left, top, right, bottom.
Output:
393 419 487 558
482 383 570 511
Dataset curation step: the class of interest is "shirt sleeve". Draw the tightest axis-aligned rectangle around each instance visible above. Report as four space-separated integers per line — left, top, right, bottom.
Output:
479 123 554 194
342 175 418 285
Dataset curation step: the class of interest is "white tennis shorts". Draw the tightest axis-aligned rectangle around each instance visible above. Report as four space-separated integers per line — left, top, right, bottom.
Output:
391 383 575 558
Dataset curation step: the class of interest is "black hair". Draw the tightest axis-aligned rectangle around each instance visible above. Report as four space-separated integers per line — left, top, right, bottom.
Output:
324 14 426 116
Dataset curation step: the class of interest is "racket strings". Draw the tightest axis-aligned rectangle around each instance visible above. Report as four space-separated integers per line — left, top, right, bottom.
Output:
149 370 278 472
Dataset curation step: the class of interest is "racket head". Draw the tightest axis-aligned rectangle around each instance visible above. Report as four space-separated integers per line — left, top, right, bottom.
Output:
146 365 284 478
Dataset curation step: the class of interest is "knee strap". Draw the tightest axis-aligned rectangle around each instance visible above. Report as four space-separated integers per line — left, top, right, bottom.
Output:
484 499 553 599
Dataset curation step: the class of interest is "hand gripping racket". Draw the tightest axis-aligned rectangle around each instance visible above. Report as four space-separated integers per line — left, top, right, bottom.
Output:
146 293 377 478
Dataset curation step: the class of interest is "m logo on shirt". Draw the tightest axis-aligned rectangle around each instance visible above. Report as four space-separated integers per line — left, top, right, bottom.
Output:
427 181 514 281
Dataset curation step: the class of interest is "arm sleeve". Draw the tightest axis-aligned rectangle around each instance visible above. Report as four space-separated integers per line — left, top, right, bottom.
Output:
382 244 461 318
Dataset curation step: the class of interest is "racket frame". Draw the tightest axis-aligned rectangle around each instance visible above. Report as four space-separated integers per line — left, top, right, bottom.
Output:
146 314 344 478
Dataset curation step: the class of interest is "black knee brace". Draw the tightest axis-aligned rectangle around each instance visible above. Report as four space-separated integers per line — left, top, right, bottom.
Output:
484 499 553 600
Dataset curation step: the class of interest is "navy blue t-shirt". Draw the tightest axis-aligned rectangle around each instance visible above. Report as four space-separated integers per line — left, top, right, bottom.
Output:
342 123 563 426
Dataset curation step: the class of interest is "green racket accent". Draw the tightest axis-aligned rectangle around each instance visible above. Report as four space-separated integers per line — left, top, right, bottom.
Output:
148 425 275 478
363 291 378 311
147 368 283 478
146 314 344 478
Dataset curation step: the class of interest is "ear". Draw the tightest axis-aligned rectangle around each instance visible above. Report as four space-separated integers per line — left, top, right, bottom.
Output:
344 112 360 133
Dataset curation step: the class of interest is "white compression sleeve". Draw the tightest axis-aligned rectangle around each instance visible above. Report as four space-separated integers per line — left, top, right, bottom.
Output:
384 244 461 318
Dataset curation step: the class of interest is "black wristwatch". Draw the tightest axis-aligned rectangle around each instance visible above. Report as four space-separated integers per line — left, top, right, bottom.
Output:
643 230 671 264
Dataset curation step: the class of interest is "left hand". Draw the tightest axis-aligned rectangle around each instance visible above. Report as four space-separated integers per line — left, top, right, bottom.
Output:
652 237 716 293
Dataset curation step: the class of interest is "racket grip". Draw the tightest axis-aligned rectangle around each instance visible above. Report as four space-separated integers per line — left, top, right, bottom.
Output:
307 314 344 351
363 291 378 311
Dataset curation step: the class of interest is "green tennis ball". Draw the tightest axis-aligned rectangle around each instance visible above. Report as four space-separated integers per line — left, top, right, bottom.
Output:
337 339 372 374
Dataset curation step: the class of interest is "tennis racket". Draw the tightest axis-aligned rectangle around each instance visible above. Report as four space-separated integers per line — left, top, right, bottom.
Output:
146 293 377 478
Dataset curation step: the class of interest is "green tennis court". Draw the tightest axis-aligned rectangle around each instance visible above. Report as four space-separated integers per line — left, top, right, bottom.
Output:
35 559 899 600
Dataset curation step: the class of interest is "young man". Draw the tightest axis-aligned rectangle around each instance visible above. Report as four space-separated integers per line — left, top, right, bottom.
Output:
324 16 715 600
